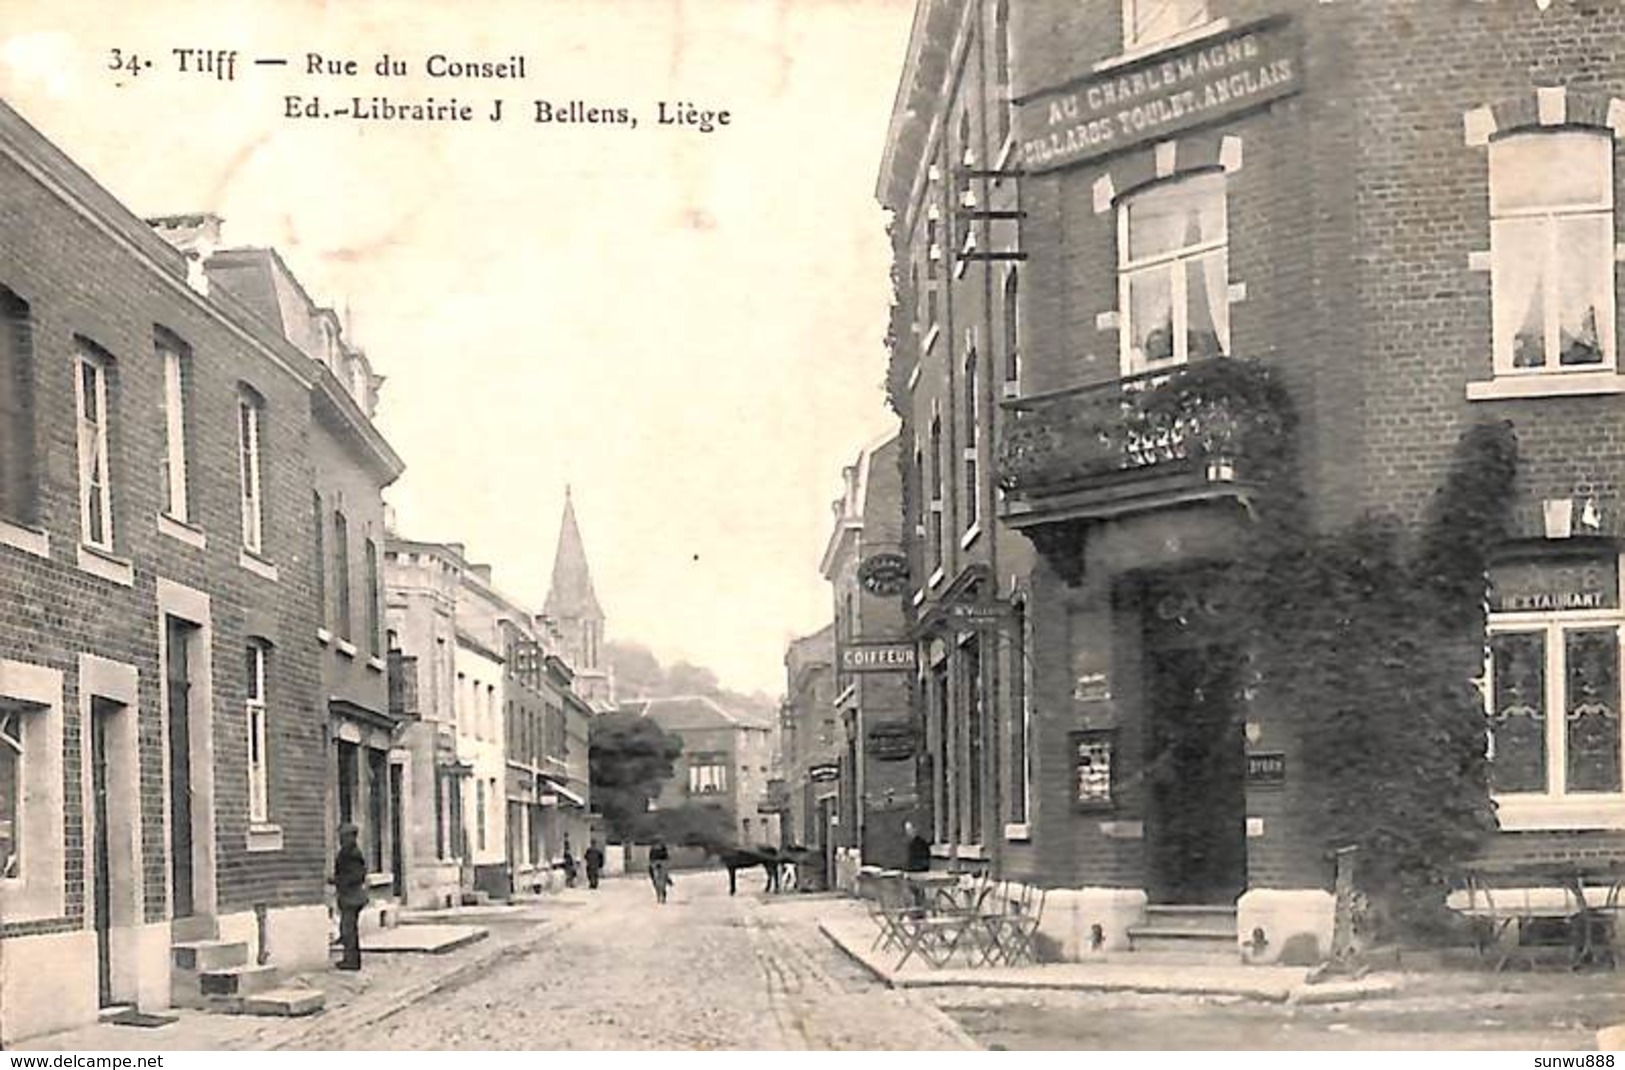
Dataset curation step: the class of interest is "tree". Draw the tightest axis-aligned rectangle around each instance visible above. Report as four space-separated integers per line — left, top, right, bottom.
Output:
635 804 736 851
588 711 683 840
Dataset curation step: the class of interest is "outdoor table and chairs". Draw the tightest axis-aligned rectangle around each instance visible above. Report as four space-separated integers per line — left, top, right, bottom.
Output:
865 868 1047 970
1456 855 1624 971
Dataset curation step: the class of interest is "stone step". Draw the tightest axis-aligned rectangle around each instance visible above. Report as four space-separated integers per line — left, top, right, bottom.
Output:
197 964 280 999
172 939 251 973
171 914 220 943
239 987 325 1017
1119 943 1246 966
1141 905 1239 934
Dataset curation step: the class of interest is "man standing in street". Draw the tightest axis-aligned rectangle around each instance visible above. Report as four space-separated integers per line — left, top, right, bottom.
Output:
333 823 369 971
584 840 605 890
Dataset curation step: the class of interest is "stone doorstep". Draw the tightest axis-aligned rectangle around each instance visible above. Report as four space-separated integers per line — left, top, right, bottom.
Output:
199 964 281 999
358 924 489 954
172 939 252 972
239 988 326 1018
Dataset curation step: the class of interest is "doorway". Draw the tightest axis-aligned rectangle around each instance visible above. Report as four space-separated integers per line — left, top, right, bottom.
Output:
390 763 406 897
1143 643 1247 905
164 616 197 920
90 697 115 1006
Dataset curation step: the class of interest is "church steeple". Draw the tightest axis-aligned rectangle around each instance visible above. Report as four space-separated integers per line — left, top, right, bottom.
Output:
543 486 603 623
543 487 611 708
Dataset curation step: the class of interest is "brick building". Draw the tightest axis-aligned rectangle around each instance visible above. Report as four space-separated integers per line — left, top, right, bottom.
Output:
780 627 841 878
175 236 408 910
818 432 918 881
623 696 778 849
877 0 1625 962
0 101 343 1040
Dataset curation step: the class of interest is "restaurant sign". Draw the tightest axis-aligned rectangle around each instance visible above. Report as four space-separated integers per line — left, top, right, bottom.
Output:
1490 557 1619 613
1016 16 1303 174
839 641 918 673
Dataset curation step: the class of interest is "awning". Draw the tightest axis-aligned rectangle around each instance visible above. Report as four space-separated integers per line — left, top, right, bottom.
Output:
539 775 586 809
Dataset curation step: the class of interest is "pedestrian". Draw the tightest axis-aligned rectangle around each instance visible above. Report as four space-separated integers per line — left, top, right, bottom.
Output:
648 837 671 904
562 839 579 889
903 819 931 872
584 840 604 890
332 822 368 971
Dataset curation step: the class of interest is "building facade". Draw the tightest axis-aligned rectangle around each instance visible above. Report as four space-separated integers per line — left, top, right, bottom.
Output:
818 433 918 879
0 102 348 1040
878 0 1625 962
780 628 842 880
625 696 778 848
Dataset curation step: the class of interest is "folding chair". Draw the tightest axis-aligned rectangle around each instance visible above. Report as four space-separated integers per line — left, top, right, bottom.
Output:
992 884 1047 966
870 874 920 955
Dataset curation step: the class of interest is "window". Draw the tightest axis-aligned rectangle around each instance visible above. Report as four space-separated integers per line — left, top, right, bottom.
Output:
963 638 984 845
954 111 975 254
476 778 486 851
1003 270 1021 384
75 346 113 550
158 334 191 522
1490 131 1615 374
1488 624 1622 802
0 708 20 879
238 393 264 552
313 493 326 628
365 538 382 656
963 350 980 532
1119 172 1229 374
0 289 36 527
1124 0 1209 50
993 0 1012 149
246 643 270 824
333 510 351 639
929 415 945 573
688 755 728 794
1008 599 1031 828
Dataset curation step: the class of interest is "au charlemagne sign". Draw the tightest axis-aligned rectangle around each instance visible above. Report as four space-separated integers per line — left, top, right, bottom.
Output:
1017 17 1303 174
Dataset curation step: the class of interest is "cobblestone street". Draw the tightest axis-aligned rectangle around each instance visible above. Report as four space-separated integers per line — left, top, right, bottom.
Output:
291 874 976 1051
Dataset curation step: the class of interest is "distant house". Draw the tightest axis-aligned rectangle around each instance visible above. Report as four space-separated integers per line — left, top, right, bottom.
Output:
619 695 778 847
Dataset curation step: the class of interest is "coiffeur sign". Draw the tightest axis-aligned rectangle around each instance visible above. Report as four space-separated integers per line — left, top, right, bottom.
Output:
1017 16 1303 173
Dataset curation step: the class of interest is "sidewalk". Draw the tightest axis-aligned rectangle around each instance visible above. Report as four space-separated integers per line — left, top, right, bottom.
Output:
816 899 1398 1005
16 895 591 1051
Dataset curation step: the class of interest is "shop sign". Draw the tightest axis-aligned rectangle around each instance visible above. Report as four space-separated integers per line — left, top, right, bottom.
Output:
1017 16 1303 173
840 642 918 673
866 722 918 762
1073 672 1112 704
808 761 841 784
1071 729 1115 811
858 552 911 596
1490 557 1618 613
944 602 1010 623
1247 751 1286 788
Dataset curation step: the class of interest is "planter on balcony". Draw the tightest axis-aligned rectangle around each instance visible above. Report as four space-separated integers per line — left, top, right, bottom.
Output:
997 358 1295 496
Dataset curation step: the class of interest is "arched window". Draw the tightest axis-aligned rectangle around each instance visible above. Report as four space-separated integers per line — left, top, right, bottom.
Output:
1490 130 1615 374
1118 171 1229 374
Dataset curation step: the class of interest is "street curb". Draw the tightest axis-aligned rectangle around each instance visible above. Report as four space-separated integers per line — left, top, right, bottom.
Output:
818 920 896 988
801 915 980 1050
1286 977 1403 1006
263 918 562 1050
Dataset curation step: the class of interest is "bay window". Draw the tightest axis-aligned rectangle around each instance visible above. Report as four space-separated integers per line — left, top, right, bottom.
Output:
1490 131 1615 375
1119 172 1230 374
1488 620 1623 824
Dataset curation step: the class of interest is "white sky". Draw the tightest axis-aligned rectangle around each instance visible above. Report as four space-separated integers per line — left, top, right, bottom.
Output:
0 0 910 697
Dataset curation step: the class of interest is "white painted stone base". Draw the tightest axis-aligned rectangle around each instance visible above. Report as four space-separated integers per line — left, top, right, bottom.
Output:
1 929 99 1044
602 845 626 877
1038 886 1149 959
833 848 862 893
113 921 173 1013
1237 888 1335 964
217 903 330 973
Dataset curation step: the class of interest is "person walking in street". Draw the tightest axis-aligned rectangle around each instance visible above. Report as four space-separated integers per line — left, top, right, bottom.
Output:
648 837 671 904
332 823 369 971
584 840 604 890
562 838 579 889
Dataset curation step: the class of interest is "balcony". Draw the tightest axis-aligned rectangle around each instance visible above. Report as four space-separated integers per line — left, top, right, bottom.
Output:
997 359 1294 579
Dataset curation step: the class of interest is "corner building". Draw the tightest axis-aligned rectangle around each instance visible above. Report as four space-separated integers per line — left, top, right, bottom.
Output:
879 0 1625 962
